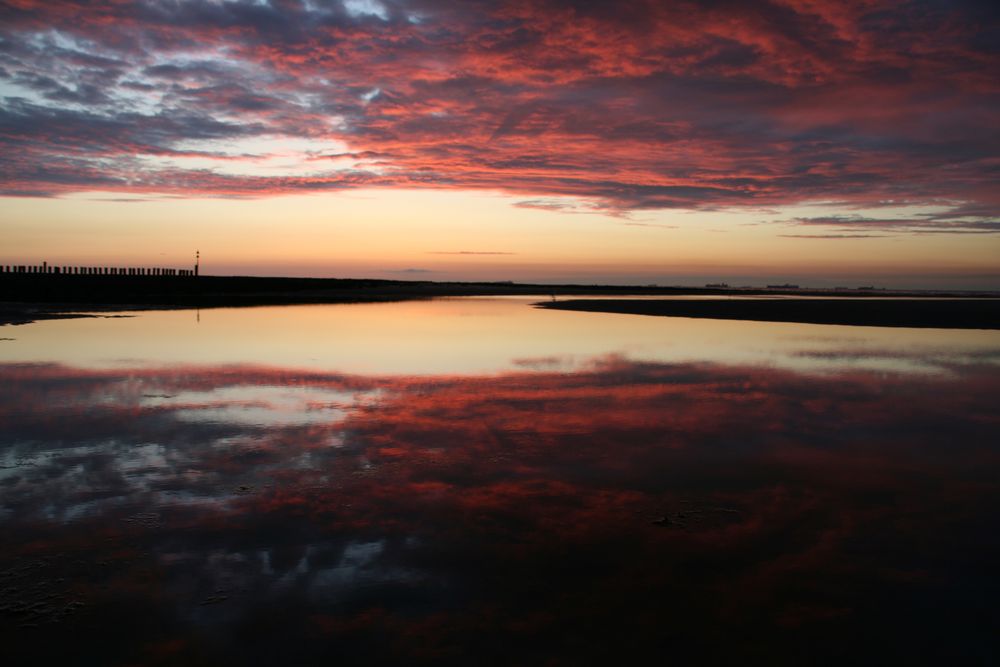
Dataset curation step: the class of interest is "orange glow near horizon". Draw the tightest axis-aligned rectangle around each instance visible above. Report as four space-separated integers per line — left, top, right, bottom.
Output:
3 190 999 289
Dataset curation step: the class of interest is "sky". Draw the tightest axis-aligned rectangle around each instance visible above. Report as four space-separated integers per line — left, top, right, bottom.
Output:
1 0 998 288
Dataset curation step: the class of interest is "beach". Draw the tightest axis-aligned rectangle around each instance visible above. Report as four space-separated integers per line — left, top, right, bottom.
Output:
539 297 1000 330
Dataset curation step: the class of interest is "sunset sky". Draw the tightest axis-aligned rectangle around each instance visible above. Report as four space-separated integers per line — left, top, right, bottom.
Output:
1 0 998 288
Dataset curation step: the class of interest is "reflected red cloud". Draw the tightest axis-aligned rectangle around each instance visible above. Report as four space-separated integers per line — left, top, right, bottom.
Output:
0 1 997 226
1 358 999 662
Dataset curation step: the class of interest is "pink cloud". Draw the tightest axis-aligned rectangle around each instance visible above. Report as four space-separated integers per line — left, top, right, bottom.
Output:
0 1 996 227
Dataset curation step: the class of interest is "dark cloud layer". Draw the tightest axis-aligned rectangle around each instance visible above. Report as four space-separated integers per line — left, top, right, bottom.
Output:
783 213 1000 234
0 1 998 225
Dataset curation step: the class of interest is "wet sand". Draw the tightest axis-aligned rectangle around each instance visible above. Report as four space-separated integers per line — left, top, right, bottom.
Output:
538 298 1000 329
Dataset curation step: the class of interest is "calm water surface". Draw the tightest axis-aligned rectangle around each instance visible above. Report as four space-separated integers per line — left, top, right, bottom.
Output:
1 297 998 665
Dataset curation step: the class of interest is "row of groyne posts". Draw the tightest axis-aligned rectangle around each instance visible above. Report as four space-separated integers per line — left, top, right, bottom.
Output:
0 262 197 277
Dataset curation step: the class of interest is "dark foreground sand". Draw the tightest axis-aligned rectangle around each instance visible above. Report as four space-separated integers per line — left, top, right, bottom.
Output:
538 298 1000 329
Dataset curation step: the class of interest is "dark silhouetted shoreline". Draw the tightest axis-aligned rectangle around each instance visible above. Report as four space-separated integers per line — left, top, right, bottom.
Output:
538 298 1000 330
2 272 997 327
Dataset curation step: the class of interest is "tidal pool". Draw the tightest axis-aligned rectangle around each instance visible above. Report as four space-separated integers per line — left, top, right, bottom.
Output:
1 298 998 665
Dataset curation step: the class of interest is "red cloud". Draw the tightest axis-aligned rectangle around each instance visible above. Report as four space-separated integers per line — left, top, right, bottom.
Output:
0 1 997 223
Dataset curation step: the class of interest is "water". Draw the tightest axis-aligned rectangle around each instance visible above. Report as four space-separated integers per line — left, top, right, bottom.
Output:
1 297 998 665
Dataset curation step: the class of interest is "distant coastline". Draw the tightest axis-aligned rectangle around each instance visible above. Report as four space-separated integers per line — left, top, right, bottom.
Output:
2 273 997 327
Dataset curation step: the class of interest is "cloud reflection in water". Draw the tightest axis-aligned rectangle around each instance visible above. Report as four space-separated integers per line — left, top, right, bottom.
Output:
1 358 998 665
